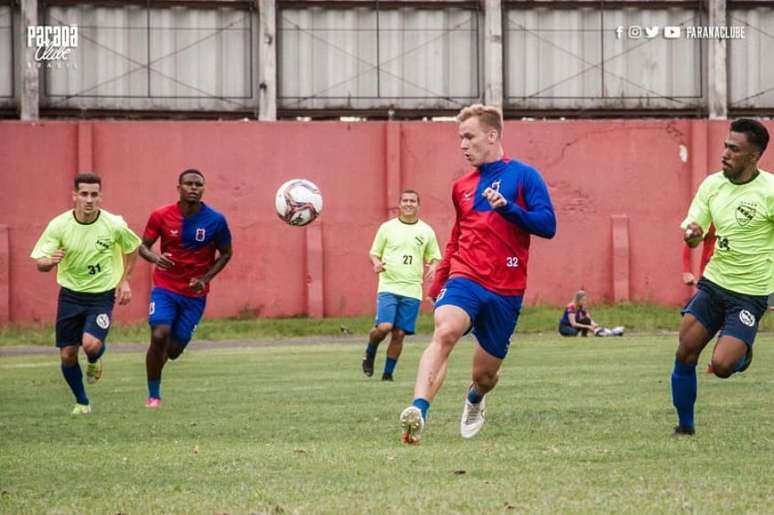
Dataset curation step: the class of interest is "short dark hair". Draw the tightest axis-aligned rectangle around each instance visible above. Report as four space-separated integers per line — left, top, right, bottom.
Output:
178 168 205 184
400 189 420 202
74 173 101 190
730 118 769 155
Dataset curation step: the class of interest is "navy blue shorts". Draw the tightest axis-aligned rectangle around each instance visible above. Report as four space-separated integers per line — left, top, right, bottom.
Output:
434 277 523 359
55 287 115 348
148 287 207 345
374 292 421 334
682 277 769 347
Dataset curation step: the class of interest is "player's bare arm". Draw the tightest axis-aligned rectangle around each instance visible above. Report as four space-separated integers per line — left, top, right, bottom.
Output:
115 249 138 305
139 236 175 271
35 249 65 272
370 254 386 273
189 242 233 293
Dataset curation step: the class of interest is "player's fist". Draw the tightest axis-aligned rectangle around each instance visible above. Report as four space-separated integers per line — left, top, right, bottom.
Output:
482 188 507 209
373 261 385 273
50 249 66 264
682 272 697 286
683 222 703 248
189 277 208 293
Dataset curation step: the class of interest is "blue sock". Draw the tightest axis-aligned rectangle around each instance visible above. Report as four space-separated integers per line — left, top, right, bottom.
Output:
148 379 161 399
61 362 89 405
366 343 378 358
412 398 430 420
467 385 484 404
384 357 397 375
86 343 106 364
671 359 697 429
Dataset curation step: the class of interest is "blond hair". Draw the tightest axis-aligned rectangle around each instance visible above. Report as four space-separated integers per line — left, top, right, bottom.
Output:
456 104 503 137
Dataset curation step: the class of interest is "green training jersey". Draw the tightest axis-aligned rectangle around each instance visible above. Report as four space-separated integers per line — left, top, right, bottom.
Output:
682 170 774 295
369 218 442 300
31 209 142 293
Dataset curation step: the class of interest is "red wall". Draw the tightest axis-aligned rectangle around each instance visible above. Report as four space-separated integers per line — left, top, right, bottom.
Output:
2 119 772 324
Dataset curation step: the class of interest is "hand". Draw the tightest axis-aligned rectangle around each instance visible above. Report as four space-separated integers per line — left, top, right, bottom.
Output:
373 261 385 273
682 272 697 286
482 187 507 209
155 252 175 271
189 277 208 293
683 223 704 247
115 280 132 305
45 249 66 267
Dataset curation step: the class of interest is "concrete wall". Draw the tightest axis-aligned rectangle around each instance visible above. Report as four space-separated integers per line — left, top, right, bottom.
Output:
2 119 773 324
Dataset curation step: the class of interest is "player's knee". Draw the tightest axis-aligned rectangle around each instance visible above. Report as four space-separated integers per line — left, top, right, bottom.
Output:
390 329 405 343
710 359 735 379
81 334 102 354
60 347 78 366
376 322 393 334
167 344 185 360
151 326 171 344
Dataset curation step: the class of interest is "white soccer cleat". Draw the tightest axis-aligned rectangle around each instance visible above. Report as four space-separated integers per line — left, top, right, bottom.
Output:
400 406 425 445
71 403 91 415
460 396 486 439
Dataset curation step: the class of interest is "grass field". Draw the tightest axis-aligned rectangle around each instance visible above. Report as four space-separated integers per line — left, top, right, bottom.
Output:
6 303 773 347
2 333 774 513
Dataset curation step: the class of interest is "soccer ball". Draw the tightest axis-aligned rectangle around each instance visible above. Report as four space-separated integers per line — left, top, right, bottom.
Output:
275 179 323 226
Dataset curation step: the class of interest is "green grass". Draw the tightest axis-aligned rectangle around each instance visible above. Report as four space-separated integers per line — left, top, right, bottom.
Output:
2 334 774 513
5 303 772 346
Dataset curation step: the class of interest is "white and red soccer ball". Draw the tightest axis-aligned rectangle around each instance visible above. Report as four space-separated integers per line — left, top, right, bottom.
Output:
274 179 323 227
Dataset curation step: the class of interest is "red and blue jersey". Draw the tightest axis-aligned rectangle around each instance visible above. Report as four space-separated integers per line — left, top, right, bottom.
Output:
560 303 588 326
428 158 556 298
143 203 232 298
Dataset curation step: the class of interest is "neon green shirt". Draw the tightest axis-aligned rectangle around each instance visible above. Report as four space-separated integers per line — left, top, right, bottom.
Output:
682 170 774 295
369 218 442 300
30 209 142 293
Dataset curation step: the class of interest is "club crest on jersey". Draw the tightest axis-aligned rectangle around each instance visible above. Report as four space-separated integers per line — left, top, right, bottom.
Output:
735 201 757 226
415 236 425 246
195 228 206 241
170 229 179 237
95 238 111 252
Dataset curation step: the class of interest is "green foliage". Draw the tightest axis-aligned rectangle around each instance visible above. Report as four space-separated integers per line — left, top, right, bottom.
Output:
2 335 774 513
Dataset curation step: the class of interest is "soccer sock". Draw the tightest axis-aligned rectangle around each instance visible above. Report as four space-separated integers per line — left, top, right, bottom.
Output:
384 357 397 375
61 362 89 405
148 379 161 400
412 398 430 420
366 342 378 358
671 358 697 429
86 343 106 364
467 384 484 404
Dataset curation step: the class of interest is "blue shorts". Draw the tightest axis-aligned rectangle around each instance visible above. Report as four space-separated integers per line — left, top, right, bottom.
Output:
55 287 115 348
148 287 207 345
434 277 523 359
375 292 421 334
682 277 769 348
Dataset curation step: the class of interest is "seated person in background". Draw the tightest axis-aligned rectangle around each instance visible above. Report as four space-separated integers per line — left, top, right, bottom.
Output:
558 290 624 337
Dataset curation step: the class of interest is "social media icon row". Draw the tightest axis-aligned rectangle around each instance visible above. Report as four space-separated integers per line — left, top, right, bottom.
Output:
615 26 682 39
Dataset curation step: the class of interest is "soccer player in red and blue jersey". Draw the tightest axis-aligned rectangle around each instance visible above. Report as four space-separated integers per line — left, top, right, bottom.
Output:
400 104 557 444
139 169 233 408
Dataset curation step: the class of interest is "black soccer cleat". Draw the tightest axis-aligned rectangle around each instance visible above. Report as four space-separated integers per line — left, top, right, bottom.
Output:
382 373 393 381
362 355 374 377
673 425 695 436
